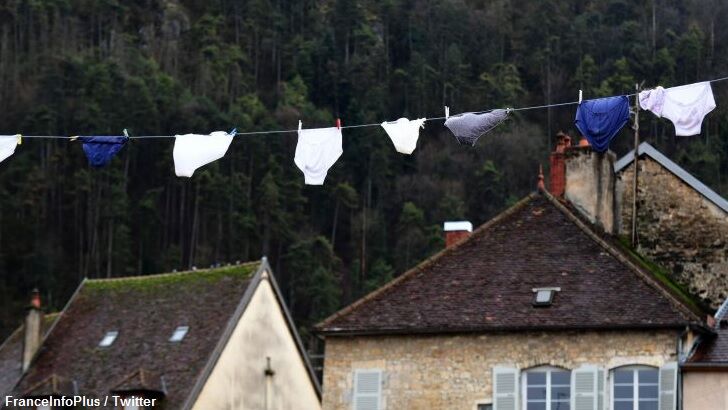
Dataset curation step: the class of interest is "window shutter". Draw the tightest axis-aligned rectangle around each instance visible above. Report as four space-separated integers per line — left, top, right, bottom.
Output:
572 365 598 410
596 368 605 410
354 369 382 410
659 362 677 410
493 366 518 410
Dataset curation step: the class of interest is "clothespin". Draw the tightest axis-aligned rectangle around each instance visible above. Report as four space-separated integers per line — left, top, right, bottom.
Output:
15 134 21 145
70 135 79 141
578 90 583 103
123 128 130 139
228 128 237 136
336 118 342 129
445 106 450 119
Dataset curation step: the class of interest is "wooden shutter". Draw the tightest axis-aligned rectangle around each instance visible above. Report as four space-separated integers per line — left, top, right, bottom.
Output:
493 366 518 410
354 369 382 410
659 362 677 410
596 368 605 410
572 365 598 410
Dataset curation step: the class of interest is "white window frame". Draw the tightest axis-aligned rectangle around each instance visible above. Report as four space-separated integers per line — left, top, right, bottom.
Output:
520 366 572 410
610 365 659 410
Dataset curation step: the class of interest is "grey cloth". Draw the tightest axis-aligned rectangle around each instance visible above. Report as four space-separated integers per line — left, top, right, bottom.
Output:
444 109 509 146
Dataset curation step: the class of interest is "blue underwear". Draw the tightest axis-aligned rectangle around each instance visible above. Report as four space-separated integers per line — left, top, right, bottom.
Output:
574 96 630 153
79 136 129 167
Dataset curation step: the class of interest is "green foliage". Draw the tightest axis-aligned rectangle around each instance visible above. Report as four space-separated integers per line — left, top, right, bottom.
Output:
1 0 728 344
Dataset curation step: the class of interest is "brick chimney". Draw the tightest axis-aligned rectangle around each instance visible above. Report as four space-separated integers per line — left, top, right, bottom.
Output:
22 289 43 372
444 221 473 248
548 132 571 197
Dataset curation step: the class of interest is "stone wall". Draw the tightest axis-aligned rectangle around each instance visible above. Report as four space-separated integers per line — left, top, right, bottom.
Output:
564 147 616 234
616 158 728 308
321 330 679 410
683 371 728 410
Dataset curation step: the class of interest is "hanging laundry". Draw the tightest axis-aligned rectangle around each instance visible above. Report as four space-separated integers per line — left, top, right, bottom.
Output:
173 131 235 177
78 136 129 167
0 135 19 164
444 109 509 146
294 126 343 185
639 82 715 136
574 96 630 153
381 118 426 154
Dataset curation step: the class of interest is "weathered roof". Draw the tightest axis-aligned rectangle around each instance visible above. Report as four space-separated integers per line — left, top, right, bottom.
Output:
685 321 728 369
10 262 260 408
614 142 728 213
0 313 58 398
317 192 704 336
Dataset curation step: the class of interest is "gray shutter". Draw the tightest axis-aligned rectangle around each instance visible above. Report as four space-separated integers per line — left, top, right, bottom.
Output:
596 369 605 410
493 366 518 410
659 362 677 410
572 365 598 410
354 369 382 410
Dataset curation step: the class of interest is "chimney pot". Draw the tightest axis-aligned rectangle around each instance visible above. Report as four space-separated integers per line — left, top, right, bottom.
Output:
549 132 570 197
23 289 43 372
444 221 473 248
30 288 41 309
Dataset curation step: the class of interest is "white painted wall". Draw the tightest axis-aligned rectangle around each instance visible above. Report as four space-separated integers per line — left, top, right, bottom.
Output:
683 371 728 410
192 272 321 410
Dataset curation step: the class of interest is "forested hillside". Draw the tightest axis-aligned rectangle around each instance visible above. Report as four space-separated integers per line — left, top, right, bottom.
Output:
1 0 727 342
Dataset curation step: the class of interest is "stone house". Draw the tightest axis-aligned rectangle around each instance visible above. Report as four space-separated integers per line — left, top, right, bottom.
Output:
0 258 321 410
316 138 728 410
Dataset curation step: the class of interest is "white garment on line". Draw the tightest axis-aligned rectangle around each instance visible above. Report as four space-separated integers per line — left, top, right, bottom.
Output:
639 82 716 136
0 135 19 164
381 118 426 154
294 126 343 185
173 131 234 177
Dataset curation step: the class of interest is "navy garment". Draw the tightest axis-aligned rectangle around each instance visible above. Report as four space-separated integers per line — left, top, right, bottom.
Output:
79 136 129 167
574 96 630 153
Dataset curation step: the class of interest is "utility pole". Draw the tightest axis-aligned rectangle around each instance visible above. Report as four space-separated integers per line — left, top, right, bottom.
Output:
631 83 640 247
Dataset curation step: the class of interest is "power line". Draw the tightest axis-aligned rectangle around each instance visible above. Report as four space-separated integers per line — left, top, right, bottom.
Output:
11 75 728 140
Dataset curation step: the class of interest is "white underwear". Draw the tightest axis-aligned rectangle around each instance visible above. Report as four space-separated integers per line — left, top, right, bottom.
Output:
294 126 343 185
0 135 18 164
173 131 234 177
380 118 426 154
639 82 716 136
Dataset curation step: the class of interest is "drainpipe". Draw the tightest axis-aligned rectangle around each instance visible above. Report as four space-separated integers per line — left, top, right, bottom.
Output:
264 357 275 410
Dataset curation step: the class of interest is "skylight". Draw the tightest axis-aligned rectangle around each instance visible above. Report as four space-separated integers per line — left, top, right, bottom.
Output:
169 326 189 342
532 287 561 307
99 331 118 347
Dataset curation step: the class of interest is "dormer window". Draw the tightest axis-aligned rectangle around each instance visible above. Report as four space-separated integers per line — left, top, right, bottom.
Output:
99 331 118 347
532 287 560 307
169 326 189 342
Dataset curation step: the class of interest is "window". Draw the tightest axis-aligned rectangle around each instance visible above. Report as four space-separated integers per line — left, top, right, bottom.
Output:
169 326 189 342
477 404 493 410
532 288 560 306
523 368 570 410
353 369 382 410
612 367 659 410
99 331 118 347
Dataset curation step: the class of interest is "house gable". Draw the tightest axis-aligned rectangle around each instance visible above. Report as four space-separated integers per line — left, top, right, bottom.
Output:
189 264 321 409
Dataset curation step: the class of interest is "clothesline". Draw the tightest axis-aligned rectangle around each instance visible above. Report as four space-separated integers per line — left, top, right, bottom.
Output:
12 74 728 140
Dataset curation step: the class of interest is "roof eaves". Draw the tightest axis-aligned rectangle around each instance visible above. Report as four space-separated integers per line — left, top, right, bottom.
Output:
315 194 539 332
614 142 728 213
541 189 705 323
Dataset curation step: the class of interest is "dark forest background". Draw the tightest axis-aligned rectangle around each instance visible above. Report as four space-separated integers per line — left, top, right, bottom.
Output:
1 0 727 345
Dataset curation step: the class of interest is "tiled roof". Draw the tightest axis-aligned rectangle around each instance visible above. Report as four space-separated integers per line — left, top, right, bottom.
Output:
0 313 58 398
12 263 260 409
685 322 728 367
614 142 728 213
317 192 704 335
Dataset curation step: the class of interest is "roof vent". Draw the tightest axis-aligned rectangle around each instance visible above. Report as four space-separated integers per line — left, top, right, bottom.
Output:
169 326 189 342
99 331 119 347
532 287 561 307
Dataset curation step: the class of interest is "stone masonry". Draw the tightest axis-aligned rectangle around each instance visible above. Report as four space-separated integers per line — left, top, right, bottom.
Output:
322 330 679 410
616 157 728 308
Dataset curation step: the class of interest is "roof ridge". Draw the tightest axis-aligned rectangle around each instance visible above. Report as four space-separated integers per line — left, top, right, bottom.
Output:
540 189 705 323
85 262 261 283
316 193 539 331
